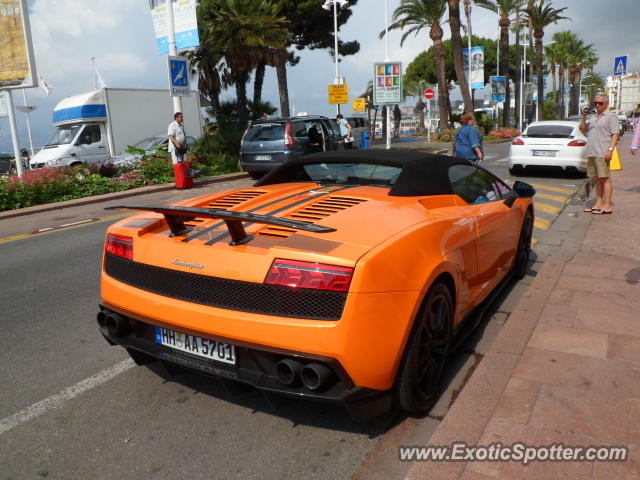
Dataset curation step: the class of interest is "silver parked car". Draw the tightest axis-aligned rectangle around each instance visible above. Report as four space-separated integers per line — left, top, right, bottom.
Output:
111 134 197 167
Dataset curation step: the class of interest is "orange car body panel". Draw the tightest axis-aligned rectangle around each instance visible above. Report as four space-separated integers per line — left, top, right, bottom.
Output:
101 182 532 391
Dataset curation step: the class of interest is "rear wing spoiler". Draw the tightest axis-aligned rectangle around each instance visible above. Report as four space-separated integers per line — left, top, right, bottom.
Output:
104 205 335 246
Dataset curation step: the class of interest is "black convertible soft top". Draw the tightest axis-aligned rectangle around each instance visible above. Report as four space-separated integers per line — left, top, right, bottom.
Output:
254 150 477 197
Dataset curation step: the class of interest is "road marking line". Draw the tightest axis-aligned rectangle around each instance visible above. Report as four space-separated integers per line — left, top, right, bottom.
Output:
535 191 569 203
0 213 132 245
534 217 551 230
33 218 100 234
529 183 575 194
0 359 134 436
534 202 562 215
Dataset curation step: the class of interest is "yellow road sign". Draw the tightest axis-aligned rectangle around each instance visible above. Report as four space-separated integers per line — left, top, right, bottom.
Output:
328 84 348 104
352 98 366 112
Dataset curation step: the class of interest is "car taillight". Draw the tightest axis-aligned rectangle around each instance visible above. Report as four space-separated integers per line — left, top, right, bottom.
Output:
567 139 587 146
265 259 353 292
512 138 525 145
284 122 294 147
105 233 133 260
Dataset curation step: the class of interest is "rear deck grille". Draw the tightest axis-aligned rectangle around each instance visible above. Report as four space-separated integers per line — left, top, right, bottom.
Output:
104 253 346 320
257 195 367 238
205 190 266 209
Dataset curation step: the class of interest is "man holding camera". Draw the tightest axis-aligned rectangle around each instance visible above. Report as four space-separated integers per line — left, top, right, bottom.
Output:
579 96 620 214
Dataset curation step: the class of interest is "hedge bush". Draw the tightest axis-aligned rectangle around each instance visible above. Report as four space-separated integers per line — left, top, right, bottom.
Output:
0 150 240 212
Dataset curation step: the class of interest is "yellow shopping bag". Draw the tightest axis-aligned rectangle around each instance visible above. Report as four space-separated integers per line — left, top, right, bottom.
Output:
610 148 623 171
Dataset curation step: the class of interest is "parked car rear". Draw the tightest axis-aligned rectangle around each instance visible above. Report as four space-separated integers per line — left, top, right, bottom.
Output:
508 121 587 176
240 115 343 178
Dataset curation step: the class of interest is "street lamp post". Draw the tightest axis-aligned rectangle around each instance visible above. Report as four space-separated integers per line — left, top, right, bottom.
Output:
322 0 348 116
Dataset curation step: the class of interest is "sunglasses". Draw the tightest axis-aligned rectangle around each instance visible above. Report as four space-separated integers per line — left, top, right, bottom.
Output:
594 102 605 106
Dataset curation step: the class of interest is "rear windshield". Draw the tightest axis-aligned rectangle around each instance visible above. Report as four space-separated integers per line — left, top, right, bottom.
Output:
244 124 285 142
525 125 574 138
303 162 401 187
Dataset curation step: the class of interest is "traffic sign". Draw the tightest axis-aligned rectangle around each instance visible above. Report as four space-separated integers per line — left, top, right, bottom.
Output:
168 55 190 97
424 88 435 100
614 55 628 76
328 84 348 105
352 97 366 112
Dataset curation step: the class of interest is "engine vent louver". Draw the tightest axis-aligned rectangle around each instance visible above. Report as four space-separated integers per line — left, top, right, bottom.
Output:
257 195 367 239
205 190 266 209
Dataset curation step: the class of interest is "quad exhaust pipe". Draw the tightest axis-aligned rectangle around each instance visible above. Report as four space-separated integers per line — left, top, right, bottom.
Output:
276 359 337 391
301 363 336 391
97 311 130 337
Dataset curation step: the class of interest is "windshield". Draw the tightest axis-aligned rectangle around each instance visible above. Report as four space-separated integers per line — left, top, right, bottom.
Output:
525 125 574 138
46 125 83 146
244 124 284 142
304 162 401 187
134 136 165 150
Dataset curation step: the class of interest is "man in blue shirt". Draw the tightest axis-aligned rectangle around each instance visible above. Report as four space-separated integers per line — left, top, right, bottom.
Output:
453 113 484 162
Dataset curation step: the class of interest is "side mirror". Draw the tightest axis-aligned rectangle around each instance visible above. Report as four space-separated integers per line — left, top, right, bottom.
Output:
504 181 535 207
513 181 536 198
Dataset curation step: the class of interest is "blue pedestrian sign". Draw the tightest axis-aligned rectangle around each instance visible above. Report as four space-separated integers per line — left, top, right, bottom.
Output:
167 55 190 97
614 56 628 76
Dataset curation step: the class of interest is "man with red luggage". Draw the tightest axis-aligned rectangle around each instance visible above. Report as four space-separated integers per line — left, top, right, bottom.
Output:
168 112 193 189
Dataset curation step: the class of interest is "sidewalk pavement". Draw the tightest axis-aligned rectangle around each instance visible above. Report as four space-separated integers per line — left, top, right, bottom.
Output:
406 135 640 479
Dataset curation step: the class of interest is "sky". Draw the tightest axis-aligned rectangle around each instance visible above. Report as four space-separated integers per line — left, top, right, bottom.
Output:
1 0 639 153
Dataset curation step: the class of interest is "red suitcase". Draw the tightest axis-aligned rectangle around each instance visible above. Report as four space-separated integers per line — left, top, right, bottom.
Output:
173 161 194 189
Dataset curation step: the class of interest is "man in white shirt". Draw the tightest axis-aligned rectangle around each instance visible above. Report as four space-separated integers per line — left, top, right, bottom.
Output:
336 114 353 150
168 112 187 165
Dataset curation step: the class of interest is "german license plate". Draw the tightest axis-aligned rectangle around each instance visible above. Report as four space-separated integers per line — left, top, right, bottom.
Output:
155 327 236 365
532 150 556 157
255 155 272 161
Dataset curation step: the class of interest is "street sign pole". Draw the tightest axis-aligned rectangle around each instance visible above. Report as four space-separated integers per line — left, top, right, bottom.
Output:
427 99 431 142
20 89 35 156
166 0 182 114
5 90 24 176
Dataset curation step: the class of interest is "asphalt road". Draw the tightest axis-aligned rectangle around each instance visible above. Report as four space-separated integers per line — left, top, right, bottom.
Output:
0 146 583 479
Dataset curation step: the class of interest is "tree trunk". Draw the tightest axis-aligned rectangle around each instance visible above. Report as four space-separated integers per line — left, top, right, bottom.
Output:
499 16 511 128
416 99 426 135
569 67 581 117
447 0 473 114
235 73 249 126
274 53 290 118
514 11 521 129
535 33 544 121
393 105 401 137
432 33 449 129
558 65 565 118
551 63 557 105
253 61 265 105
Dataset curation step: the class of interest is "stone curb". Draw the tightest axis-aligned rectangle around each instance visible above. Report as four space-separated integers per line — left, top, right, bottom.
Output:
0 172 249 221
405 206 592 480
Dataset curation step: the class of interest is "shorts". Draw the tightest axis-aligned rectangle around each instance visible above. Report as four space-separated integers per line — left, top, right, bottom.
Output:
587 156 610 178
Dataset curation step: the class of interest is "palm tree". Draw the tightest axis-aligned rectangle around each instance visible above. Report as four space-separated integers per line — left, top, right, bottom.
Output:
194 0 289 125
553 31 595 117
582 72 605 104
544 42 561 103
524 0 568 120
475 0 525 127
447 0 473 113
405 78 429 135
383 0 449 128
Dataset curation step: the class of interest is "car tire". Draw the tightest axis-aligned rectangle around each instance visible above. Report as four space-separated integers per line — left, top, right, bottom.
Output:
514 210 533 279
508 167 520 175
395 282 453 416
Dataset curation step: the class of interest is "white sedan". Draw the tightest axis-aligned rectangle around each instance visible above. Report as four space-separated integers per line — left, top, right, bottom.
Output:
508 121 587 176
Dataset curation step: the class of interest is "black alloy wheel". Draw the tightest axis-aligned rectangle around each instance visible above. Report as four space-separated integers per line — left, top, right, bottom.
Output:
514 211 533 279
396 282 453 415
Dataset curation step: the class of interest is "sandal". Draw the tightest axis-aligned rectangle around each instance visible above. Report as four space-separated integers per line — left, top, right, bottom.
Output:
583 207 594 213
592 209 613 215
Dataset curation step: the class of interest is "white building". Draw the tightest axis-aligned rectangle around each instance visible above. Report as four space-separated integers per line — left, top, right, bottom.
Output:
607 73 640 113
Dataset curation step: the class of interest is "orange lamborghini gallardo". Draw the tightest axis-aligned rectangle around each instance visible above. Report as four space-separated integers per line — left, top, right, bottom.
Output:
98 151 535 419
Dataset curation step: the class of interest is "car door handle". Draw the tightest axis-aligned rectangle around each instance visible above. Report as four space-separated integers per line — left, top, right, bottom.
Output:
98 146 106 149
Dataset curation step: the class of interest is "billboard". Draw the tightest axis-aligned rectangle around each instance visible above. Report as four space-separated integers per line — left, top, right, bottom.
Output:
0 0 37 89
490 76 506 103
149 0 200 55
373 62 402 105
462 46 485 90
